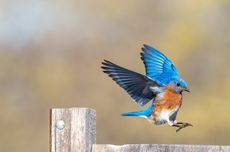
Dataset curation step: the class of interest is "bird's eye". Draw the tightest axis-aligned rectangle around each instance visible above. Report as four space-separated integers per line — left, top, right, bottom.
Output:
176 83 180 86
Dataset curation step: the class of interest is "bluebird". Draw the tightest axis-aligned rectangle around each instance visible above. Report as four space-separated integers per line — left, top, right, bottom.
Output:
101 44 192 132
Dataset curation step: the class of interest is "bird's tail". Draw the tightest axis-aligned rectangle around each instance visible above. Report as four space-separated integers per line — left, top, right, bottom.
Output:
121 103 154 118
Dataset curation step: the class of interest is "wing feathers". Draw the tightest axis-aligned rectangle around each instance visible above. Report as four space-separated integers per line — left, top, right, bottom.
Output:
101 60 161 106
141 44 180 85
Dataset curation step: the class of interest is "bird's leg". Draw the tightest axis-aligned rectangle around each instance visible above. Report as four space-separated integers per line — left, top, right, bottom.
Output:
172 124 183 132
172 122 193 132
177 122 193 127
172 124 181 128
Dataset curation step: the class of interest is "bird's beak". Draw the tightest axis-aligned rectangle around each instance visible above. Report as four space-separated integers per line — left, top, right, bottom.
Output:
184 88 190 93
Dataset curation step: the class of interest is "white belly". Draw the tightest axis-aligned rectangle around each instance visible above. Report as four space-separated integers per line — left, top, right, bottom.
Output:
154 106 179 125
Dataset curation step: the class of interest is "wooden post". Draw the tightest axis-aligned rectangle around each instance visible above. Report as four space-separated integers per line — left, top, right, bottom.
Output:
50 108 96 152
50 107 230 152
92 144 230 152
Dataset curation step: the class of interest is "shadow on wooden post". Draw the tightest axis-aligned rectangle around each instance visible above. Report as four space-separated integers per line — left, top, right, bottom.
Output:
50 108 96 152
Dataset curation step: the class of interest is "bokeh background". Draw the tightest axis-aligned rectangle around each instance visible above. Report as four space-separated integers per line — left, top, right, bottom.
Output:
1 0 230 151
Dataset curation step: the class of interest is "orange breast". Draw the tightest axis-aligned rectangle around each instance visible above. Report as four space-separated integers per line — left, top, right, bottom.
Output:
154 86 182 112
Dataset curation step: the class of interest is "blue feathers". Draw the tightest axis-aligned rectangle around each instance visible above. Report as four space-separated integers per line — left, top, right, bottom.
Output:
101 60 160 106
141 44 180 85
101 44 190 127
121 103 154 118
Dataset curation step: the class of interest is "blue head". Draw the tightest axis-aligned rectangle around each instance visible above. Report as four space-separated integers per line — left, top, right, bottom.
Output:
168 78 190 93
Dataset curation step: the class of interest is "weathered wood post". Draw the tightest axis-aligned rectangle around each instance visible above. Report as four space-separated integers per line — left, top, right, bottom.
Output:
50 107 230 152
50 108 96 152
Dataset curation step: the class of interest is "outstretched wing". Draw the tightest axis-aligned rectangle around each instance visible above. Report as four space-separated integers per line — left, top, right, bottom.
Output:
101 60 161 106
140 44 180 85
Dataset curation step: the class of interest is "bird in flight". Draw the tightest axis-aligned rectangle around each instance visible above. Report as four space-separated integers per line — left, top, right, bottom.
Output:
101 44 192 132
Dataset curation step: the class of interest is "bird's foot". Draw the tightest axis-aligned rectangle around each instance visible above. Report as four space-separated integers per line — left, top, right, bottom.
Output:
172 122 193 132
177 122 193 127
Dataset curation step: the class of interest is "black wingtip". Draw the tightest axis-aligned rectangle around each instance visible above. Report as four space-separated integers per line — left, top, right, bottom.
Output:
141 47 145 51
140 52 144 61
101 59 118 75
101 59 110 73
102 59 108 64
143 44 149 48
103 59 109 63
102 59 115 66
101 66 107 70
101 59 111 67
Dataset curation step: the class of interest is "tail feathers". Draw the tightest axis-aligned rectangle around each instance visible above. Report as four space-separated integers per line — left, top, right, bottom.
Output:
121 103 154 118
121 111 149 118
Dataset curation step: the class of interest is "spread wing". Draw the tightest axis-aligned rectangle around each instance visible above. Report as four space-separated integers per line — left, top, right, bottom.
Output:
140 44 180 85
101 60 161 106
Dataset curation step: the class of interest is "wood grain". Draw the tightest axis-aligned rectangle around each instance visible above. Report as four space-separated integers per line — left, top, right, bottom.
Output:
92 144 230 152
50 107 230 152
50 108 96 152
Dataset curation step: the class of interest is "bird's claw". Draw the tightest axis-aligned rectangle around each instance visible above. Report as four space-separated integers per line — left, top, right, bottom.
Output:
172 122 193 132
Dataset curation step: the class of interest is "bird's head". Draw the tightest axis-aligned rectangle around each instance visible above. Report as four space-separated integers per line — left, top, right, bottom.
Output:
168 78 190 93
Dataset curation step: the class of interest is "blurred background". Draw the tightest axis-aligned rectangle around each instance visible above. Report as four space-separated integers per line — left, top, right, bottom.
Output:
1 0 230 151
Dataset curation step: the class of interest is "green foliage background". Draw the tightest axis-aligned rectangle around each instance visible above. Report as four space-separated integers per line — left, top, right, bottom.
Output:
0 0 230 151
